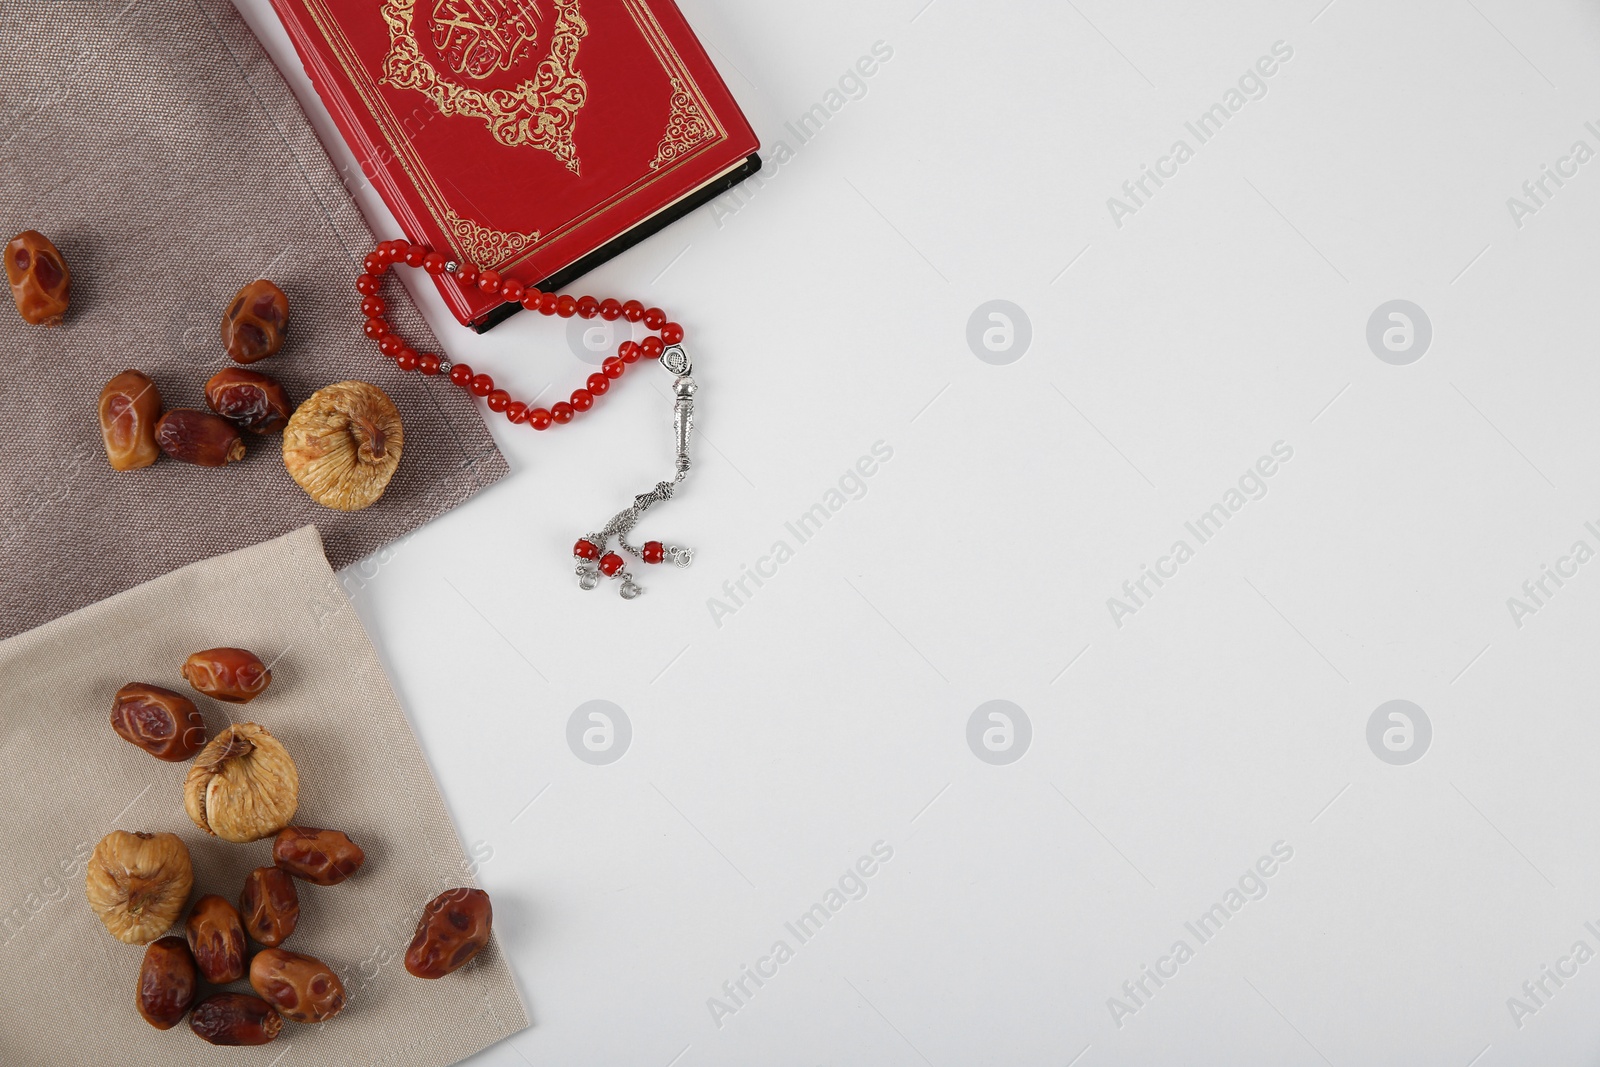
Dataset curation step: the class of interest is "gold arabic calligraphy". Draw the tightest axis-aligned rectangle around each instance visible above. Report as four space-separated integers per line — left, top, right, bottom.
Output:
431 0 543 79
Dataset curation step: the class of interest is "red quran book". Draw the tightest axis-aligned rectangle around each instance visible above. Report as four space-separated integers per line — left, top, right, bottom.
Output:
267 0 762 330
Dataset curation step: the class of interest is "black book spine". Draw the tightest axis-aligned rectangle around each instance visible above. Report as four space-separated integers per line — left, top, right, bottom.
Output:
473 153 765 333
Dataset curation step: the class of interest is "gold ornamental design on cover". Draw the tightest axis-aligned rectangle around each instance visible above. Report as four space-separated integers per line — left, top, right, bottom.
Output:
445 208 540 265
650 76 715 170
380 0 589 173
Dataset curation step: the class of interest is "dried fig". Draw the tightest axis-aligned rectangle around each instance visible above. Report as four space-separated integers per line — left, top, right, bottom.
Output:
184 723 298 843
98 370 163 471
5 230 70 326
205 367 291 433
190 993 282 1046
86 831 193 945
137 936 197 1030
249 948 347 1023
111 683 206 761
222 279 290 363
186 894 247 983
181 647 271 703
273 826 364 885
240 866 299 947
155 409 246 467
282 381 403 510
405 888 492 979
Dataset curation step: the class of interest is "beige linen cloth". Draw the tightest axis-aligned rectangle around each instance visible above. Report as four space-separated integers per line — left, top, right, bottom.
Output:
0 0 508 640
0 526 528 1065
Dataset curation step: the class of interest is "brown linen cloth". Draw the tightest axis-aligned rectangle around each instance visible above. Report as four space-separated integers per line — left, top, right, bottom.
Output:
0 0 509 640
0 525 529 1066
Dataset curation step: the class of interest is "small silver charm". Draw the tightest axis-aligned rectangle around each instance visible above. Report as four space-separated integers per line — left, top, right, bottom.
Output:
661 344 692 377
619 576 643 599
576 560 599 591
667 545 694 568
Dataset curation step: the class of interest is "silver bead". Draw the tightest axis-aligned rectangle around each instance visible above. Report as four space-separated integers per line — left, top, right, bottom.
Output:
444 260 460 274
437 360 453 376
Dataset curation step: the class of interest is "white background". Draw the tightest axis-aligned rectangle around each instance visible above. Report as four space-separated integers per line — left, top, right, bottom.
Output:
234 0 1600 1063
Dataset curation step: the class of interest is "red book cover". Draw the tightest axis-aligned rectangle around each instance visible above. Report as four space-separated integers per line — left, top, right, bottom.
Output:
267 0 761 329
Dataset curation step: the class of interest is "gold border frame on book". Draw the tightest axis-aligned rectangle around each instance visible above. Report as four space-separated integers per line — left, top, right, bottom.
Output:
298 0 729 269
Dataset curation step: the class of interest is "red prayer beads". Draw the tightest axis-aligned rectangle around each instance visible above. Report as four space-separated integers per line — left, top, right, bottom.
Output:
359 238 697 599
353 238 684 434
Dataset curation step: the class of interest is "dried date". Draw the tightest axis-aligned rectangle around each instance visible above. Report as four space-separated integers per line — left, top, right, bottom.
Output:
98 370 163 471
249 948 347 1023
111 683 206 762
273 826 364 886
222 279 290 363
405 887 492 979
136 936 197 1030
240 865 299 947
4 230 70 326
205 367 291 433
182 647 271 703
186 894 247 983
155 409 245 467
189 993 283 1046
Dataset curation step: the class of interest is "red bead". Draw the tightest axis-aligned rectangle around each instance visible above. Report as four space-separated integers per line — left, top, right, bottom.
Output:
363 317 389 340
661 322 684 345
577 296 600 319
570 388 594 412
355 273 380 295
539 297 558 316
622 300 645 323
360 295 387 317
456 266 479 287
618 341 642 364
529 408 553 430
396 349 420 372
643 307 667 331
470 373 494 397
449 363 473 387
379 242 404 263
423 252 448 274
641 336 664 359
599 298 623 321
506 401 528 424
379 334 404 356
486 388 510 412
602 357 625 379
500 279 525 303
556 295 578 317
574 539 600 560
598 552 624 577
418 352 441 375
642 541 665 564
477 270 502 294
398 247 420 269
363 253 385 274
586 373 609 395
551 402 575 424
521 290 544 312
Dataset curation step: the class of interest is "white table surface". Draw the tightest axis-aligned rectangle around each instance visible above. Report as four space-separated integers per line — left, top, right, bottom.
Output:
232 0 1600 1063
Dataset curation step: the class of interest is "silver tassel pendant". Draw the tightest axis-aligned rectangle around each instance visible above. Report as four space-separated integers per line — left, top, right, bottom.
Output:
571 345 696 598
